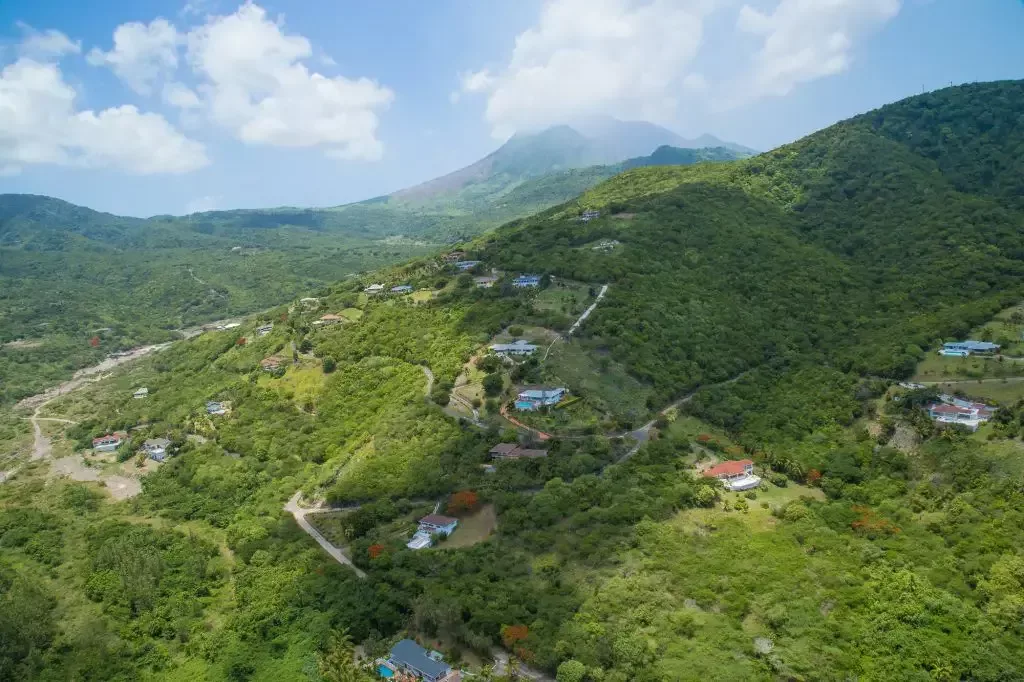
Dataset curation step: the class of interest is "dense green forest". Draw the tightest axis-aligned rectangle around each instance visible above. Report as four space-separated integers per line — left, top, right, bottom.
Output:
4 81 1024 681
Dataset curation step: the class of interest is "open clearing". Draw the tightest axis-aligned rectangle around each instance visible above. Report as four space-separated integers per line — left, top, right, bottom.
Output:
913 353 1024 382
444 504 497 548
673 484 825 533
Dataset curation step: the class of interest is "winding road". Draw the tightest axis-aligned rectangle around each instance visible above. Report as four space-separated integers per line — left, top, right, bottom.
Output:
284 492 367 578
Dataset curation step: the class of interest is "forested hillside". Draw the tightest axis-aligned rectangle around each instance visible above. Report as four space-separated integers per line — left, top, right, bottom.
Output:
4 81 1024 681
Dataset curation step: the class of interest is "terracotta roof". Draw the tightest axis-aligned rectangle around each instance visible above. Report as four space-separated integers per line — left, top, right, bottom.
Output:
929 403 973 415
703 459 754 478
319 313 342 321
420 514 458 527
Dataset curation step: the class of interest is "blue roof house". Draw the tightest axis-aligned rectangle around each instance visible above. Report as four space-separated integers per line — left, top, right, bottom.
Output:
513 275 541 288
515 387 567 411
943 341 1000 355
382 639 457 681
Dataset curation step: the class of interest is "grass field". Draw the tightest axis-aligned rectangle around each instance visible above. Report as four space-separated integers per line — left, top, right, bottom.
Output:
673 483 825 533
533 280 594 318
545 341 654 426
444 504 497 548
921 379 1024 404
258 361 327 407
912 353 1024 382
339 307 364 321
411 290 436 303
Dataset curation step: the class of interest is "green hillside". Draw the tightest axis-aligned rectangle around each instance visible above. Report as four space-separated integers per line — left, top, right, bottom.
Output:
5 82 1024 681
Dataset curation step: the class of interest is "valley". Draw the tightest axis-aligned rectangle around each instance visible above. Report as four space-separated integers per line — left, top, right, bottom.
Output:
4 81 1024 682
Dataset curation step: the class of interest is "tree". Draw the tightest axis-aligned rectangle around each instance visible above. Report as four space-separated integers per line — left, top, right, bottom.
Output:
501 624 529 649
556 659 586 682
368 544 385 559
448 490 479 515
318 629 372 682
483 373 504 397
323 356 337 374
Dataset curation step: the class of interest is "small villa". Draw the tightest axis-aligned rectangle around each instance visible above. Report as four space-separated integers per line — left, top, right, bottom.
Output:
454 260 481 271
927 396 993 431
377 639 460 682
133 387 149 399
92 432 127 452
489 340 538 357
515 386 567 411
142 438 171 462
365 283 385 295
206 401 228 416
703 459 761 492
407 514 459 550
474 276 498 288
513 275 541 288
391 285 414 294
314 313 342 326
256 324 273 337
442 250 466 264
941 340 1001 356
489 443 548 460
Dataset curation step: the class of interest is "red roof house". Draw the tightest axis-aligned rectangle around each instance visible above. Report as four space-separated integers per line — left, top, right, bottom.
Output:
702 459 761 491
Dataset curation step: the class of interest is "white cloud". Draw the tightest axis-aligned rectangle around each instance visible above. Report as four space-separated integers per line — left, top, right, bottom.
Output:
459 0 718 138
87 18 180 94
163 81 201 109
183 3 394 160
682 73 708 91
16 23 81 59
736 0 902 100
0 58 208 175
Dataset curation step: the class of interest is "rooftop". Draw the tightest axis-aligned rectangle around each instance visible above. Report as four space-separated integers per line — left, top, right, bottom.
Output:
389 639 450 680
420 514 458 527
703 459 754 478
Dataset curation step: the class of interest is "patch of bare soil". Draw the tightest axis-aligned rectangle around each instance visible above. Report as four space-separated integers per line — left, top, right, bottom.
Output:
888 424 920 454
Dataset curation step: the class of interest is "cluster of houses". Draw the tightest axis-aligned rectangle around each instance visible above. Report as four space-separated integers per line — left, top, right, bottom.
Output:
376 639 460 682
926 394 994 431
91 432 173 462
514 386 567 411
702 459 761 492
489 340 537 358
940 340 1001 357
363 283 416 295
406 514 459 550
489 443 548 460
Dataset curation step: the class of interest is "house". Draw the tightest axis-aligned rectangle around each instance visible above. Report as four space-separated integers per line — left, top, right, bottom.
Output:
364 283 385 295
442 250 466 264
206 401 228 416
391 285 414 294
512 275 541 288
703 459 761 491
592 239 620 251
380 639 460 682
454 260 482 271
474 276 498 288
314 313 342 326
256 324 273 337
406 532 434 550
217 322 241 331
489 340 538 357
489 443 548 460
133 387 149 399
92 432 127 452
942 340 1001 356
578 209 601 222
927 398 993 431
418 514 459 536
142 438 171 462
515 387 567 411
261 356 285 372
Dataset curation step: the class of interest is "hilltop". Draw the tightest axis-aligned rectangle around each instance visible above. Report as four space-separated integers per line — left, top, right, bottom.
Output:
4 81 1024 680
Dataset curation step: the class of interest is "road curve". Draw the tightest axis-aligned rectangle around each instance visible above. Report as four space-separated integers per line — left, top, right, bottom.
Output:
284 492 367 578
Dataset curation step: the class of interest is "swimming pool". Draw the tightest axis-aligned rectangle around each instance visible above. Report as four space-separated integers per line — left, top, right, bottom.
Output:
377 664 395 678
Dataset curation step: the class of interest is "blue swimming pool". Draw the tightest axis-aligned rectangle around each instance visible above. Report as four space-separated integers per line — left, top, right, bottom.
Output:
377 664 395 678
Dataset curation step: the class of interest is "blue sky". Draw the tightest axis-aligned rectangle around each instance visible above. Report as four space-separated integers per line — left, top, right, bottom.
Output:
0 0 1021 217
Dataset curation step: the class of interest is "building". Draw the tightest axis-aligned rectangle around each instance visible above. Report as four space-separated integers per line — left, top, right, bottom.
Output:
256 324 273 337
489 443 548 460
92 432 127 452
513 275 541 288
442 251 466 264
314 314 342 326
454 260 481 271
379 639 460 682
474 276 498 288
418 514 459 536
364 283 385 295
592 239 620 251
133 387 149 399
578 210 601 222
942 341 1001 356
391 285 414 294
489 340 538 357
927 397 994 431
515 387 567 411
703 459 761 491
218 322 241 331
206 401 228 416
142 438 171 462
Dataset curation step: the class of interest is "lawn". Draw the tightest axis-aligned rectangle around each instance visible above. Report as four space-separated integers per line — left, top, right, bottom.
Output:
257 361 327 407
411 290 436 303
673 483 825 533
339 307 364 322
544 341 654 427
912 353 1024 382
533 279 595 319
923 379 1024 405
443 504 497 549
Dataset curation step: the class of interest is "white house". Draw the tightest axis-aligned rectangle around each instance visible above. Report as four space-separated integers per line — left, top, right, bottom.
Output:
490 340 538 357
703 459 761 491
142 438 171 462
407 514 459 550
92 432 127 452
133 387 149 399
364 283 385 295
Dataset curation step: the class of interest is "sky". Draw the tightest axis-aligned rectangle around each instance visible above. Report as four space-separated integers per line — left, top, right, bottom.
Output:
0 0 1021 217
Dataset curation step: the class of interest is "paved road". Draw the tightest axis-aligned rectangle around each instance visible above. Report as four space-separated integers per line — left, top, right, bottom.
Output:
284 492 367 578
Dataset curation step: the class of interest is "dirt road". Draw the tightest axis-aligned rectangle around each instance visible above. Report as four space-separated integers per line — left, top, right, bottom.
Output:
284 492 367 578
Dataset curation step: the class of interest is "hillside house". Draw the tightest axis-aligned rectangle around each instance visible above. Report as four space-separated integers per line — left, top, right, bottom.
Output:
489 340 538 357
513 275 541 288
391 285 414 294
314 314 342 326
133 387 149 399
206 401 228 416
442 251 466 263
578 210 601 222
408 514 459 550
364 283 385 295
942 340 1000 356
489 443 548 460
218 322 241 331
379 639 460 682
454 260 481 271
92 432 127 452
515 386 567 411
592 239 620 251
474 276 498 288
703 459 761 491
927 398 993 431
256 324 273 337
142 438 171 462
